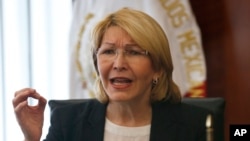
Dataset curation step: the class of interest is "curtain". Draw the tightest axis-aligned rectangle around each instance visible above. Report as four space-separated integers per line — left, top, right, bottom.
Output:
0 0 72 140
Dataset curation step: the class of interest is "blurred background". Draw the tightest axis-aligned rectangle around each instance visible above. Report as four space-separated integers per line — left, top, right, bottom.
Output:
190 0 250 141
188 0 250 141
0 0 72 140
0 0 249 141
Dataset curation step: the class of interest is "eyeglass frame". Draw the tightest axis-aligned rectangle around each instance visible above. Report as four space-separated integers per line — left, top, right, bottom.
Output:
95 46 149 61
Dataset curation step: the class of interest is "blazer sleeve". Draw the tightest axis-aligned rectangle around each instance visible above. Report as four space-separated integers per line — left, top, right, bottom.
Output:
43 99 106 141
43 106 64 141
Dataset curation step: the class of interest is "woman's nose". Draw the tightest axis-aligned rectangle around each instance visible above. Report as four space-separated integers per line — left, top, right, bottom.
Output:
113 51 128 71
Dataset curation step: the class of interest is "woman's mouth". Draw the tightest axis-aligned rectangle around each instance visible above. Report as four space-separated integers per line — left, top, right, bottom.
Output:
110 78 132 88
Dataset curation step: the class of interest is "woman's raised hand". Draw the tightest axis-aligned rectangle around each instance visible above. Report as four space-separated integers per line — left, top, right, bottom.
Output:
12 88 47 141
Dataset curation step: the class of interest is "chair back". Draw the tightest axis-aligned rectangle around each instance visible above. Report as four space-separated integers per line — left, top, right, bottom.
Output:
49 97 225 141
182 97 225 141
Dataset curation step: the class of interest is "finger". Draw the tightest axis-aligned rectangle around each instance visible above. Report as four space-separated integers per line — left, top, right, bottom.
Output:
14 100 28 115
14 88 36 97
13 89 40 108
38 95 47 111
13 90 33 108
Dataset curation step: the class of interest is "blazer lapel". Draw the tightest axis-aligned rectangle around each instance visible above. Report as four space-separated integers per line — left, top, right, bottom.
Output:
85 101 107 141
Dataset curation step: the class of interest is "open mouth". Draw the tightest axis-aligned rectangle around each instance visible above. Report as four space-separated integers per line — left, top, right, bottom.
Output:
110 78 132 84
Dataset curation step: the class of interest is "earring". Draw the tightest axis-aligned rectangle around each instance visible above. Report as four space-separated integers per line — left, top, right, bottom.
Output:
152 78 158 85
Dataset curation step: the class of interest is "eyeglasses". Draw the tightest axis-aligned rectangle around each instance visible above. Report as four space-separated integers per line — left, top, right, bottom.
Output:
96 47 149 61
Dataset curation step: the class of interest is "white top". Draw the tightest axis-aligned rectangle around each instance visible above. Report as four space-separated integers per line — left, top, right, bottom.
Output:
104 118 151 141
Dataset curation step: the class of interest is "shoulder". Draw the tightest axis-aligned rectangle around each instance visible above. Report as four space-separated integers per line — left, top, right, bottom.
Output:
49 98 102 113
49 99 105 124
46 99 106 140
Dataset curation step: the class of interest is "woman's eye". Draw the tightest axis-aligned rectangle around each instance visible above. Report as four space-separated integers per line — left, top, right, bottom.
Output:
127 50 141 55
102 49 116 55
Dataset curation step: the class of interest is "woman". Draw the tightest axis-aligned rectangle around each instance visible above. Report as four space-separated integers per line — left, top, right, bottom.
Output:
13 8 209 141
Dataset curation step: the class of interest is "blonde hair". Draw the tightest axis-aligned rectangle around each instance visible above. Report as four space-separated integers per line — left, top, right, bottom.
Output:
91 8 181 104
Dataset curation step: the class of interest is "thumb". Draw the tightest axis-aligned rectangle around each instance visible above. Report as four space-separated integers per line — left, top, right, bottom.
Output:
38 96 47 111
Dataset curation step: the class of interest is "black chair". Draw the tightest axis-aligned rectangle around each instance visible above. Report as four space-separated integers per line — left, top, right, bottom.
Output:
49 97 225 141
182 97 225 141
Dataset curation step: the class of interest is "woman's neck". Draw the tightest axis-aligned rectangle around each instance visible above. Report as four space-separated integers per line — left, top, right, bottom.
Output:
106 101 152 127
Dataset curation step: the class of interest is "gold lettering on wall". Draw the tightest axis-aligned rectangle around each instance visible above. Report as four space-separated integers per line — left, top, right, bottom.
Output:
159 0 206 96
178 30 205 95
159 0 189 28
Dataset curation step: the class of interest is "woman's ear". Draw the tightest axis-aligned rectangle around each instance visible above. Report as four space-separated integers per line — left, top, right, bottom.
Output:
154 69 163 79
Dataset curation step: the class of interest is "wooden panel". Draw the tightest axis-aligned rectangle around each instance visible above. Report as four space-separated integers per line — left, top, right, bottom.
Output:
224 0 250 125
189 0 250 141
189 0 227 97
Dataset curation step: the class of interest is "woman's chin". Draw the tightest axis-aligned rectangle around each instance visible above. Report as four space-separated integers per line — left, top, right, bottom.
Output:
108 94 131 102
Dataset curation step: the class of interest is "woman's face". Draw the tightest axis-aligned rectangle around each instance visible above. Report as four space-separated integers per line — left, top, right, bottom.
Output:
97 26 159 104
